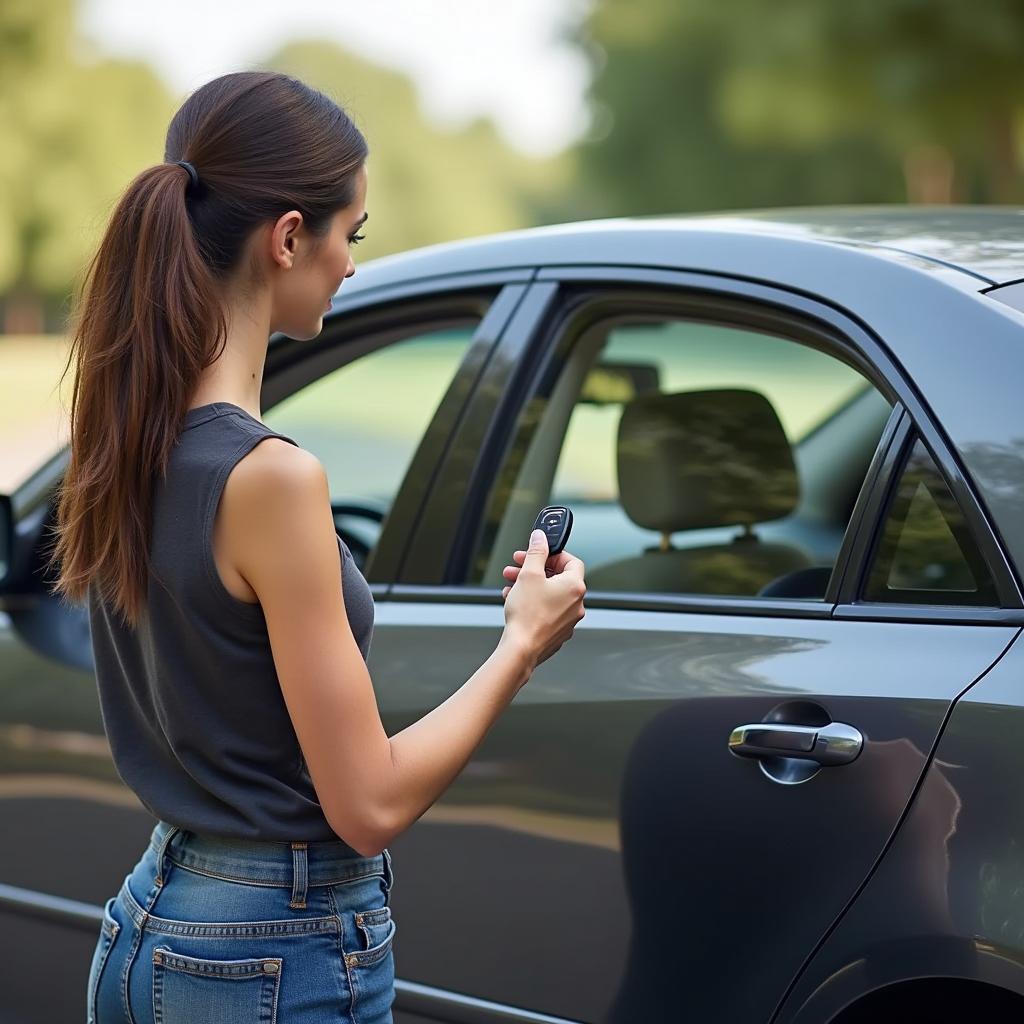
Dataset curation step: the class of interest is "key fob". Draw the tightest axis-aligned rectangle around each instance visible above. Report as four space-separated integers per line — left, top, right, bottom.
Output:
533 505 573 556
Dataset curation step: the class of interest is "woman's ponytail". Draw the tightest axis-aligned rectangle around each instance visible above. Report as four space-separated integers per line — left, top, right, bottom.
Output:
44 70 367 628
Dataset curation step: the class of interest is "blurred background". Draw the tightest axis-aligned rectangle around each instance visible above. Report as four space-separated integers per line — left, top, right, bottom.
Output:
2 0 1023 488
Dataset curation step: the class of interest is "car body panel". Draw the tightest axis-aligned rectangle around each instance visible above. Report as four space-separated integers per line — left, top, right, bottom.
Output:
362 248 1024 1021
371 603 1016 1021
775 626 1024 1023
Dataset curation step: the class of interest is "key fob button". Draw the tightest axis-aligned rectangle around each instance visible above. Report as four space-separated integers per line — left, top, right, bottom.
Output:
531 505 573 556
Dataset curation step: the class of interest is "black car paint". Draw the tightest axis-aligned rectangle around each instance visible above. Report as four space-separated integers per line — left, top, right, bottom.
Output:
2 209 1024 1022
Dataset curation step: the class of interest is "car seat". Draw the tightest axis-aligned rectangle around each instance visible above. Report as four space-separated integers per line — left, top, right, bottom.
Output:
585 388 813 595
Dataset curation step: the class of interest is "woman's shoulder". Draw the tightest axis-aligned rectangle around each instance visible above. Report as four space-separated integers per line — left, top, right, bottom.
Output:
225 434 322 504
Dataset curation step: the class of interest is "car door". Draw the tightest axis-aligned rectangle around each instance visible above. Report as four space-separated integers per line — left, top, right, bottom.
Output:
0 274 531 1024
370 271 1022 1024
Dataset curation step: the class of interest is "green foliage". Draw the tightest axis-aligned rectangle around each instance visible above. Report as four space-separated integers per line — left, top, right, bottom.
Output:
0 0 176 303
569 0 1024 214
0 16 572 326
263 40 572 258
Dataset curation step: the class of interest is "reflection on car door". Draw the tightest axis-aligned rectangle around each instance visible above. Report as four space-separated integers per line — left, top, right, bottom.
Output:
373 275 1021 1024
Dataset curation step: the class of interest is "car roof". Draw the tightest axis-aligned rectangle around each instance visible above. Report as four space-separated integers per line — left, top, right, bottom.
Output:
684 206 1024 284
340 205 1024 294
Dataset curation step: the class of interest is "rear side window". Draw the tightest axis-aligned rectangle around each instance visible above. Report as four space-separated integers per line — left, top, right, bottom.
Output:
862 437 998 606
465 310 894 601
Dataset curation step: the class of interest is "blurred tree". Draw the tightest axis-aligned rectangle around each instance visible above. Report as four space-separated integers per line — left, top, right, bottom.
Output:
0 0 176 333
568 0 1024 215
704 0 1024 203
0 12 574 333
263 40 573 257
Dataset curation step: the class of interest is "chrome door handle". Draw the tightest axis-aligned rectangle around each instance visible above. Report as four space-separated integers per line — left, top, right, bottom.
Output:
728 721 863 766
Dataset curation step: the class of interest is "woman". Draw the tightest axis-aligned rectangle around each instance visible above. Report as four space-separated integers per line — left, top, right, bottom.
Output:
46 70 586 1024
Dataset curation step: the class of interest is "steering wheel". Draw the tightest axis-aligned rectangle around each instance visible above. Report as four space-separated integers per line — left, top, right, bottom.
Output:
331 500 388 571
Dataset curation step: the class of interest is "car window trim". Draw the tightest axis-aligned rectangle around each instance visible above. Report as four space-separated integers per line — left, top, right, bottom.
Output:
306 267 536 322
835 422 1020 619
407 265 1022 621
536 267 1024 611
262 281 528 586
388 283 536 584
442 277 905 592
827 405 910 605
386 583 835 619
397 280 561 584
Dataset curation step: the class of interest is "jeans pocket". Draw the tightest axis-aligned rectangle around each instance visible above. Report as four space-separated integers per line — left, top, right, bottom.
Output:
86 896 121 1024
151 946 283 1024
352 905 395 967
344 903 396 1024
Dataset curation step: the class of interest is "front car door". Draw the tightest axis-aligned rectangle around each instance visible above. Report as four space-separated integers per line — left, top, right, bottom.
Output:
0 272 531 1023
374 269 1022 1024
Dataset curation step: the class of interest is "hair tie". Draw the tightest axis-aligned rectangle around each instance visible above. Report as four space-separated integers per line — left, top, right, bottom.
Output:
174 159 200 195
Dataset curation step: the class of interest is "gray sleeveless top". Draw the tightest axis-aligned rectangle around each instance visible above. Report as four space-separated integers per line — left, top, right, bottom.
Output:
87 401 375 842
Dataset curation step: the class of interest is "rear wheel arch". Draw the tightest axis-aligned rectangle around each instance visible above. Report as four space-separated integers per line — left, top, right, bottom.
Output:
828 977 1024 1023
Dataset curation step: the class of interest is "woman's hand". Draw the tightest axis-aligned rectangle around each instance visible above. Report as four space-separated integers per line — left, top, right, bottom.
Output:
500 529 586 669
501 546 578 593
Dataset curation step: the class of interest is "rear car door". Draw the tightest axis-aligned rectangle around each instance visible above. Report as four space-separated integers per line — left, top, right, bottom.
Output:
0 273 531 1024
372 271 1022 1024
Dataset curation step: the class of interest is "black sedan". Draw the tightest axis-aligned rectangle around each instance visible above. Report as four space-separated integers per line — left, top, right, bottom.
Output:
4 206 1024 1023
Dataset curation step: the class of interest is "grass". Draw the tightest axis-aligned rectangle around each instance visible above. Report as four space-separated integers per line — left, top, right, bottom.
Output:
0 335 73 434
0 335 74 492
0 331 470 496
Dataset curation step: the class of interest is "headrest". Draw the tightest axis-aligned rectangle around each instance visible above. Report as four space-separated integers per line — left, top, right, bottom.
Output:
616 389 799 534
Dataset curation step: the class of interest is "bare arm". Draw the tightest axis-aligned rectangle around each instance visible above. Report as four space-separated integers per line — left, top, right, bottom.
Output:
227 440 580 856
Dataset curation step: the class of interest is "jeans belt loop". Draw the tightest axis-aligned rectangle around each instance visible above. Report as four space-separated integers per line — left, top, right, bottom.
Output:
290 841 308 908
153 824 183 888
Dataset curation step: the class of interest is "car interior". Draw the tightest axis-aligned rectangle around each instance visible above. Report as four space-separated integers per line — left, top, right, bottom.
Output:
582 386 814 595
480 314 894 600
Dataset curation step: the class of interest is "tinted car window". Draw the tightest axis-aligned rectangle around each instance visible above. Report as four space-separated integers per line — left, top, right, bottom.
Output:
467 313 893 600
863 437 998 606
264 324 476 564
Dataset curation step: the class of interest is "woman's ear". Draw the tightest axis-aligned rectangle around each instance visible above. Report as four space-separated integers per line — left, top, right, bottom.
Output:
271 210 304 269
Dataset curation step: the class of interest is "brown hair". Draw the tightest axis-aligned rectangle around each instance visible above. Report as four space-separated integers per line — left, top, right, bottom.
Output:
45 70 368 629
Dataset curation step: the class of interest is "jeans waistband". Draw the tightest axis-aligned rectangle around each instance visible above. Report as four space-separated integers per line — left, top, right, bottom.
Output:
146 819 393 910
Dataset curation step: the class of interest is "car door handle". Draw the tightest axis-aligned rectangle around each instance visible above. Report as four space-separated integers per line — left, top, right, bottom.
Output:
728 721 863 766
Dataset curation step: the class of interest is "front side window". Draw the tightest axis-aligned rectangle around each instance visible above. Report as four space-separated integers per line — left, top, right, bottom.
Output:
862 437 998 606
466 310 894 601
265 322 478 569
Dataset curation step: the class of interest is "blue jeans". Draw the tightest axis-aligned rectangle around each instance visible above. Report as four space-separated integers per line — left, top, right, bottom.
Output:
86 819 396 1023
